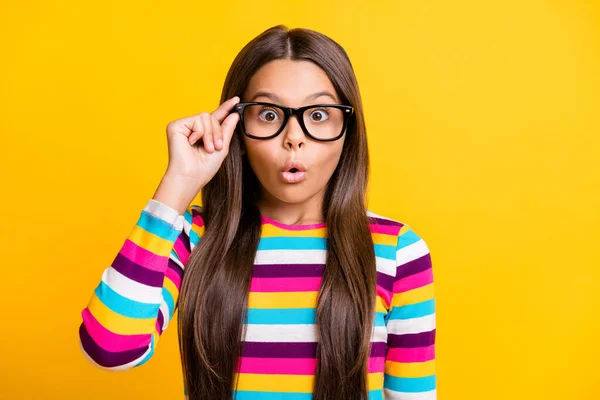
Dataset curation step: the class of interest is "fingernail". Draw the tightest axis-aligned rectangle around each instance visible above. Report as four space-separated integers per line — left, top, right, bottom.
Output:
216 139 223 148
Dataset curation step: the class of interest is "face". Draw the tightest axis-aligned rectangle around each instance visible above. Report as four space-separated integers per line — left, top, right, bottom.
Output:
240 59 346 208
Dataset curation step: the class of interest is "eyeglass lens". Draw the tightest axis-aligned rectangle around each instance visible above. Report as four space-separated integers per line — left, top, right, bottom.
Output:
243 104 345 140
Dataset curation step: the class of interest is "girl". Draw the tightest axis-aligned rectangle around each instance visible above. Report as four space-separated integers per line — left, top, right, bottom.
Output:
79 25 437 400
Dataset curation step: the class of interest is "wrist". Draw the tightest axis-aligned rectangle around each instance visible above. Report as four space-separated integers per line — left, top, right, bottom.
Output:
152 174 203 215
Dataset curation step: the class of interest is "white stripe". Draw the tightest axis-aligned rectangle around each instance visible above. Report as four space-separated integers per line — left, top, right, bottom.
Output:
254 249 327 264
159 302 170 330
169 249 184 269
243 324 388 343
376 255 396 277
144 199 184 230
396 239 430 266
386 314 436 335
102 267 162 304
383 388 437 400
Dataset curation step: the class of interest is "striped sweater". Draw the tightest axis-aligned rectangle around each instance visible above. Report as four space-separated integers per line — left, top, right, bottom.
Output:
79 199 437 399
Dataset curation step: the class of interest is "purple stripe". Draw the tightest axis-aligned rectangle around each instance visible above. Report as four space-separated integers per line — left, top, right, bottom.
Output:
396 254 432 280
167 258 184 280
368 216 403 227
388 329 436 348
157 310 164 335
241 341 388 358
177 229 192 255
370 341 387 357
79 323 148 368
253 264 325 278
111 252 165 287
243 341 318 358
376 271 394 291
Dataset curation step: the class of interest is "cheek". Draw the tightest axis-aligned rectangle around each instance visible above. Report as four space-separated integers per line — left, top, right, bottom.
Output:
244 141 277 175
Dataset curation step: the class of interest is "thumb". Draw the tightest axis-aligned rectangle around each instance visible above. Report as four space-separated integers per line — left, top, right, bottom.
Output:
221 112 240 147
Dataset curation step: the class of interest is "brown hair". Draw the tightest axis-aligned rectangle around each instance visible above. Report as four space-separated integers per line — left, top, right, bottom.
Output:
177 24 376 400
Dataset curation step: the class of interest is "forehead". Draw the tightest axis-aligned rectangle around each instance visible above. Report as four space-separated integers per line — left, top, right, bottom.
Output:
244 59 340 105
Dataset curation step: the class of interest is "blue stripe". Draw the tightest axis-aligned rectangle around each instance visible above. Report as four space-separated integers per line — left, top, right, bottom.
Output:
384 375 436 393
162 287 175 319
258 237 327 251
374 311 386 327
95 282 159 319
246 308 387 326
184 209 193 225
234 391 313 400
247 308 315 324
388 299 435 321
138 211 181 241
374 243 395 260
397 230 421 250
190 230 201 246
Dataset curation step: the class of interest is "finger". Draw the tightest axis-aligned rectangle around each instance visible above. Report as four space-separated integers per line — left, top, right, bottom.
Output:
211 115 223 151
188 117 204 145
220 111 240 149
211 96 241 124
200 112 214 153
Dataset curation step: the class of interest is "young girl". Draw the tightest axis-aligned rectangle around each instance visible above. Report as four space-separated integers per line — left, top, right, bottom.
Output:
79 25 437 400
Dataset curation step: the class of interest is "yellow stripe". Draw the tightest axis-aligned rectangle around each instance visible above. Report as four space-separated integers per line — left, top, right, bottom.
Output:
129 225 175 257
247 291 319 309
88 293 156 335
261 223 327 238
190 220 205 237
372 232 397 246
391 283 434 307
375 296 388 313
163 276 179 305
235 372 383 392
249 291 389 312
398 225 412 236
385 360 436 378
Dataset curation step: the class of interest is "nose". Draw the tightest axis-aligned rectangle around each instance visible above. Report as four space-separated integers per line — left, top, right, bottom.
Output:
282 114 306 150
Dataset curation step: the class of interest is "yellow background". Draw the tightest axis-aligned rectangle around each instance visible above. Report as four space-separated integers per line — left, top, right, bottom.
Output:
1 0 599 399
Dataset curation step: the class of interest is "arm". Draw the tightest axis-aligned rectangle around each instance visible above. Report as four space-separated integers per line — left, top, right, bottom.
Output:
78 199 204 370
383 224 437 399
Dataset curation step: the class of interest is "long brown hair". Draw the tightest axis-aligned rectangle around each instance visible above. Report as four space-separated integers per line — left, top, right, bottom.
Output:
177 24 376 400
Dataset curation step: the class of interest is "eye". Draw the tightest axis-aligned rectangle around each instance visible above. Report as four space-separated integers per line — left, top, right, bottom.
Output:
258 107 280 122
308 108 330 122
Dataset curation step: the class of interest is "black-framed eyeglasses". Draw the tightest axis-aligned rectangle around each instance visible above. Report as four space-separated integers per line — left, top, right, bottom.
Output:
232 101 354 142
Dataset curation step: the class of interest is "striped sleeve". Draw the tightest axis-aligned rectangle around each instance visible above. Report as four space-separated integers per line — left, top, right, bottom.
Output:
383 224 437 399
78 198 202 370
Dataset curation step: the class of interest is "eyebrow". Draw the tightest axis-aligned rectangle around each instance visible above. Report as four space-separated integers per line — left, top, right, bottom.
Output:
250 91 338 103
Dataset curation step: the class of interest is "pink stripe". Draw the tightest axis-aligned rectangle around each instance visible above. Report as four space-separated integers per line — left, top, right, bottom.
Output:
369 224 399 235
394 268 433 293
250 277 322 292
192 213 205 227
120 240 168 272
164 267 182 289
376 284 392 309
386 345 435 363
369 356 385 373
172 236 191 265
237 357 317 374
81 308 151 352
261 216 326 231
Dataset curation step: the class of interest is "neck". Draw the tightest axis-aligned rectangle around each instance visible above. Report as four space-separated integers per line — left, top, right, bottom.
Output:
256 186 326 226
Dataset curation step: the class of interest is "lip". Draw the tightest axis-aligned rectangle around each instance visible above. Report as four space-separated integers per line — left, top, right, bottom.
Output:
281 160 307 173
281 160 307 183
281 170 305 183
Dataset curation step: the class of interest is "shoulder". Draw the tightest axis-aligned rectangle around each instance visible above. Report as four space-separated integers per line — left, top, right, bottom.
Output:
366 209 430 254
